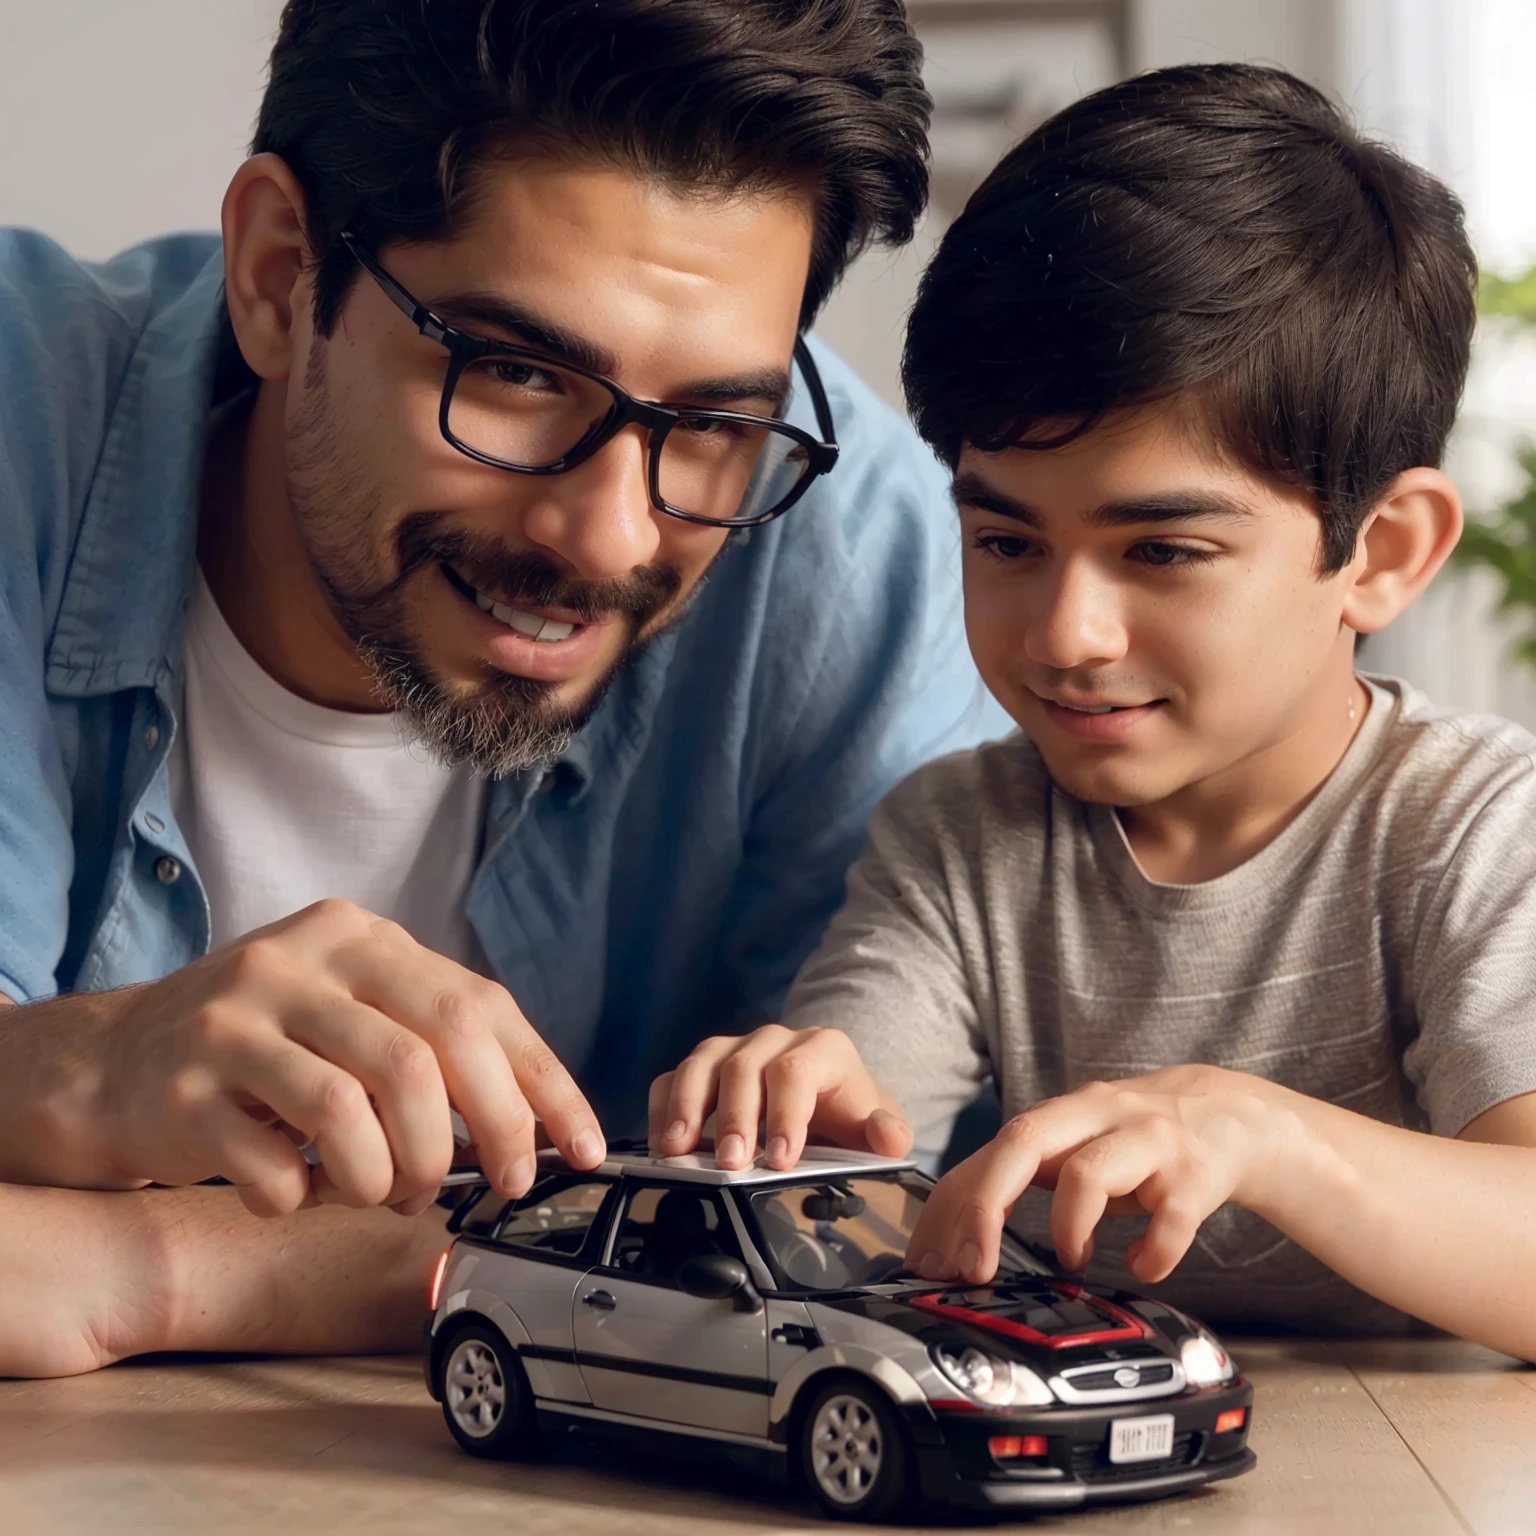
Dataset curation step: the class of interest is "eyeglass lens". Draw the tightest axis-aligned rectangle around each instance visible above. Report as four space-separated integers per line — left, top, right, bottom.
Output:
447 354 813 522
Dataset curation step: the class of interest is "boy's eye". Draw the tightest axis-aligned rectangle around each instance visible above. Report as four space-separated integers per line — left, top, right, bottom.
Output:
1130 541 1217 568
970 532 1036 562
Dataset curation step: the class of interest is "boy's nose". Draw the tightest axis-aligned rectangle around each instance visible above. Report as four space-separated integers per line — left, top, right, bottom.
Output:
1023 561 1128 672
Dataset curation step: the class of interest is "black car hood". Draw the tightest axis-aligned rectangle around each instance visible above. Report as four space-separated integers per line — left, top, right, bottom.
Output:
812 1275 1191 1368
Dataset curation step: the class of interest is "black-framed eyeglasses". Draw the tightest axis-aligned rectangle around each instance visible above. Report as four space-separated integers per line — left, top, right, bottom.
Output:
340 231 840 529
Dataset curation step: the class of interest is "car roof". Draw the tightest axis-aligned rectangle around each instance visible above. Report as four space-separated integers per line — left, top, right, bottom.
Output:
542 1142 921 1187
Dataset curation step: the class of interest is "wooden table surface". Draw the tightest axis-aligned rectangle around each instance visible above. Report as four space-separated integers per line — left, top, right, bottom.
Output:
2 1337 1533 1535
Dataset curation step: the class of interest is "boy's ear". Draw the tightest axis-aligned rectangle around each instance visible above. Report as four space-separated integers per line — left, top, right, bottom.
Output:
1339 468 1463 636
221 152 317 384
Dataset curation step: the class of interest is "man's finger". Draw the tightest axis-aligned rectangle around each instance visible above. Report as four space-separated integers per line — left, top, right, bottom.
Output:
286 997 456 1208
714 1027 796 1168
217 1033 396 1208
657 1037 740 1154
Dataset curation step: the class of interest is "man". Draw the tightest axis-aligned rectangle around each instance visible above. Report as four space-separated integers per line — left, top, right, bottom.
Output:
661 65 1536 1362
0 0 995 1377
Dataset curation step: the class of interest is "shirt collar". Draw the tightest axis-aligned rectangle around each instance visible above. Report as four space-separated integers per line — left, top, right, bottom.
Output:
44 246 227 699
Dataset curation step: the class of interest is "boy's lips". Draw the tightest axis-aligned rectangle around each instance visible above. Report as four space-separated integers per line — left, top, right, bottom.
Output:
1031 689 1166 742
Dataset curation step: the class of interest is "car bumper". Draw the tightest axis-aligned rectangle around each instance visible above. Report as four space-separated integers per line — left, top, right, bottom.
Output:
912 1379 1255 1510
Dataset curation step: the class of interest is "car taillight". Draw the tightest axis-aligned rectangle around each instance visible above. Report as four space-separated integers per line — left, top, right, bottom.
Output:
429 1249 450 1311
1214 1407 1246 1435
989 1434 1049 1460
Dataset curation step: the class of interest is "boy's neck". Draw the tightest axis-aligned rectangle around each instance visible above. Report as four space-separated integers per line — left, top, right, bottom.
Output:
1117 666 1372 886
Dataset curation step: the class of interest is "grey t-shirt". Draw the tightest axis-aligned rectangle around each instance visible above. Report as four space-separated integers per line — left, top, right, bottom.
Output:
785 676 1536 1334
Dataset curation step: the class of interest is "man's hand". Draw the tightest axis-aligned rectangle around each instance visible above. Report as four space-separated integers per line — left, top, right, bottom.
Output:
648 1024 913 1171
11 899 604 1217
907 1066 1295 1286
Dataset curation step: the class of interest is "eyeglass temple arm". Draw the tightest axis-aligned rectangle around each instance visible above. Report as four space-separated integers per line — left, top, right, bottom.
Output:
339 229 452 345
793 335 839 451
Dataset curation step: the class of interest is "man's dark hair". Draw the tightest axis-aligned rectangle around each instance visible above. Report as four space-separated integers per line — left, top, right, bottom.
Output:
902 63 1477 571
252 0 931 332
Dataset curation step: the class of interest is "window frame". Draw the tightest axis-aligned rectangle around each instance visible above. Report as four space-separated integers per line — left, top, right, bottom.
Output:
450 1172 620 1269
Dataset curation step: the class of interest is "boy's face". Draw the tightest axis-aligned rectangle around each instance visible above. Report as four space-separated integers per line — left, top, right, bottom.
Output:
956 402 1362 809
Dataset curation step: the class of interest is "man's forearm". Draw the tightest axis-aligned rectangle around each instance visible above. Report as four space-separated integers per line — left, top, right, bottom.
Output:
0 1180 448 1379
0 989 134 1188
1251 1087 1536 1359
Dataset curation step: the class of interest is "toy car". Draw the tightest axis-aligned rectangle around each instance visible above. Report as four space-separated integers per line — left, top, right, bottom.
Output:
424 1145 1255 1520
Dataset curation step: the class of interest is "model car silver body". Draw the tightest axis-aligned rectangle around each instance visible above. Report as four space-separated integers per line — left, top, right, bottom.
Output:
425 1146 1255 1517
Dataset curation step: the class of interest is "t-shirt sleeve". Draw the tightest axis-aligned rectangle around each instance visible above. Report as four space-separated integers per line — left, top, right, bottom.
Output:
1405 759 1536 1136
783 765 994 1162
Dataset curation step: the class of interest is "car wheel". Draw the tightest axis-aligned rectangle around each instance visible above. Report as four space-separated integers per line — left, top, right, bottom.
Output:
436 1321 536 1459
799 1375 916 1522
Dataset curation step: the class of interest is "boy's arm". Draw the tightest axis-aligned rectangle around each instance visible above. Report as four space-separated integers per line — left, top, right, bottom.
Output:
906 1066 1536 1361
651 767 996 1169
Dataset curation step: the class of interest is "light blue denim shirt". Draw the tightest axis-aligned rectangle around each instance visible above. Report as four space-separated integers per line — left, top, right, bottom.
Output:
0 229 1004 1132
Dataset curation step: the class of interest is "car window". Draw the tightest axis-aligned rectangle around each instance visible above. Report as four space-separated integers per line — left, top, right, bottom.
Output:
749 1173 1050 1292
453 1183 510 1238
497 1179 612 1258
609 1184 743 1284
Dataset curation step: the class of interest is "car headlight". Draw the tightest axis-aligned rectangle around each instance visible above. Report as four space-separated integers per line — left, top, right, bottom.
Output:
1180 1331 1235 1388
932 1344 1054 1407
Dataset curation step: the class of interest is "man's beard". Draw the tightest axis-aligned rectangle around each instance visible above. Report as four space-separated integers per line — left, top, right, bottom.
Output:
284 348 686 778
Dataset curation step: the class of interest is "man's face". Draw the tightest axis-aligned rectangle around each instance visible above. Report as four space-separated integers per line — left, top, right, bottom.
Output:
955 402 1361 808
283 159 813 775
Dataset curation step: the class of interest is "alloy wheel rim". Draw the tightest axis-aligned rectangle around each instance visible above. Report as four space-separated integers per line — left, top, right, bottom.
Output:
810 1393 884 1505
446 1339 507 1438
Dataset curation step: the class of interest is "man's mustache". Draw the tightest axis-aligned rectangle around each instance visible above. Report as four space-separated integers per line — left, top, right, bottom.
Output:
392 513 683 626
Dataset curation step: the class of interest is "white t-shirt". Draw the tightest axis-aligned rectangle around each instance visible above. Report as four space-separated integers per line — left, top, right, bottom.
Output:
169 568 487 968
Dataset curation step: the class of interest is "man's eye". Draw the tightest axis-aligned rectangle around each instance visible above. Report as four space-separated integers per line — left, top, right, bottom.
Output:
489 361 561 391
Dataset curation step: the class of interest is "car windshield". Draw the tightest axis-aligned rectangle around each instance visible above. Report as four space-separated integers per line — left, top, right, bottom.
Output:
747 1172 1051 1292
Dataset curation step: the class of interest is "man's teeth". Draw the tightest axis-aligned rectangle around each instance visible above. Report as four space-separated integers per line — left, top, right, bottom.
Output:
1064 702 1120 714
472 589 576 642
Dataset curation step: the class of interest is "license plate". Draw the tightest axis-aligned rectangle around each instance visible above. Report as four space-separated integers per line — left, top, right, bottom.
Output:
1109 1413 1175 1464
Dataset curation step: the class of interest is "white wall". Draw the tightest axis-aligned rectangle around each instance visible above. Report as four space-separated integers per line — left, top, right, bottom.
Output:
0 0 283 258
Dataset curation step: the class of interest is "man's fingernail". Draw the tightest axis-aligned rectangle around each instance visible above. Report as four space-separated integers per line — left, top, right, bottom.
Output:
959 1241 980 1277
919 1250 950 1281
717 1133 746 1165
571 1129 605 1167
664 1120 688 1144
506 1155 536 1195
767 1135 790 1165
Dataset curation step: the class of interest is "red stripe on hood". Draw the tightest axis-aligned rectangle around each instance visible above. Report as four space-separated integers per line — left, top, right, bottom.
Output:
908 1284 1152 1350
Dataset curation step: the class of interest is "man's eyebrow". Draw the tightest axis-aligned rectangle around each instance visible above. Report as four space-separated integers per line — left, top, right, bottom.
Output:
434 293 789 412
951 474 1254 529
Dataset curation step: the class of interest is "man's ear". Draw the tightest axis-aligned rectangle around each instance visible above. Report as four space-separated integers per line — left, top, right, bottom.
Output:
220 153 316 383
1340 468 1463 636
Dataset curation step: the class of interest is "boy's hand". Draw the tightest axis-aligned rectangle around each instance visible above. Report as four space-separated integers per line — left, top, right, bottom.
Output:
648 1024 913 1171
907 1066 1298 1286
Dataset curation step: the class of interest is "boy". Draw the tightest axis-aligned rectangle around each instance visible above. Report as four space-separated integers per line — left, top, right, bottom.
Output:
653 64 1536 1357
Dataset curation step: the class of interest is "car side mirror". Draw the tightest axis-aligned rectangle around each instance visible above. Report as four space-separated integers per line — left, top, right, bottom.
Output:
676 1253 764 1315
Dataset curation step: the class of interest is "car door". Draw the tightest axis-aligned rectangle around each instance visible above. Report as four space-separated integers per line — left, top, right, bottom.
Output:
570 1181 770 1438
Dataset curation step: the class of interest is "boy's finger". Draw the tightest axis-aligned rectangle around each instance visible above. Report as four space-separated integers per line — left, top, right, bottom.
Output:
1048 1128 1166 1270
660 1038 737 1151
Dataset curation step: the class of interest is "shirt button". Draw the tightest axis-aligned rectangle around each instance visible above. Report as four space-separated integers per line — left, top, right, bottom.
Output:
145 722 160 751
154 856 182 885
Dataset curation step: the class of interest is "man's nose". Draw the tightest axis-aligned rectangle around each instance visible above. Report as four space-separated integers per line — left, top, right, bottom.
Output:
516 423 663 580
1023 558 1129 671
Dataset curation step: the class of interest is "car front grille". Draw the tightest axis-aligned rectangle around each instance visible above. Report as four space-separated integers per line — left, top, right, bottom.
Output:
1070 1431 1201 1483
1064 1361 1177 1393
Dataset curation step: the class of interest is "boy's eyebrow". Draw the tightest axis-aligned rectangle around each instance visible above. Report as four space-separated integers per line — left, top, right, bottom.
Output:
434 292 790 411
951 473 1255 529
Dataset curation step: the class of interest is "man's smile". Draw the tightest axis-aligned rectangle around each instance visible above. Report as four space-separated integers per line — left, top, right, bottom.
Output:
1029 687 1167 742
438 562 614 682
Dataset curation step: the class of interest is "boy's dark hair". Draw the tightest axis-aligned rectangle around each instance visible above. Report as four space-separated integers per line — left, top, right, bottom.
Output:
252 0 930 332
902 63 1477 571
